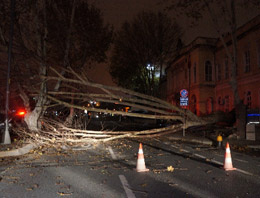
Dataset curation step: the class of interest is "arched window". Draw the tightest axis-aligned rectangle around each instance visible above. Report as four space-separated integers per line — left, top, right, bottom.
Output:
191 95 197 115
216 63 221 81
206 97 213 114
247 91 252 109
218 96 222 111
244 91 252 109
205 60 212 81
259 90 260 107
224 95 229 112
193 62 197 83
224 56 229 79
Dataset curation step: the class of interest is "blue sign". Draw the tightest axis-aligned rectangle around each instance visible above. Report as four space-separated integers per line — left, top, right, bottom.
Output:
180 89 188 98
180 89 188 107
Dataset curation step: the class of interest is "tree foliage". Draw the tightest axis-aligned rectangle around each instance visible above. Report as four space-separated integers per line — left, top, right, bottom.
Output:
110 11 181 96
46 0 113 67
0 0 113 130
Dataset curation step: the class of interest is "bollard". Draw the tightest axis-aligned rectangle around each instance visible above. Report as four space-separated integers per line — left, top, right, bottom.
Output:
217 134 223 148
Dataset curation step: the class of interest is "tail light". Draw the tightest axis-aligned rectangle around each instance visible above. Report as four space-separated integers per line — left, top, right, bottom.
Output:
16 109 26 117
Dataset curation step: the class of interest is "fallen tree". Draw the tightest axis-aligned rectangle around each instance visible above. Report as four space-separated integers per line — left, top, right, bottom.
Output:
14 118 184 148
41 66 202 123
13 66 205 148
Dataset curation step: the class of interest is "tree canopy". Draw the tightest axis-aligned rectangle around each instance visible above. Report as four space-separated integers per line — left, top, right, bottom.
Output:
0 0 113 130
110 11 181 96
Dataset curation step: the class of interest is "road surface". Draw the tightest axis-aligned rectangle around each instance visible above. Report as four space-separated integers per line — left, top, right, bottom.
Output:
1 137 260 197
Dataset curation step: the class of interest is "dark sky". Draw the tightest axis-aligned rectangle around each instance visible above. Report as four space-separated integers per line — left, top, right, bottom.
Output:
89 0 259 44
88 0 163 29
86 0 259 85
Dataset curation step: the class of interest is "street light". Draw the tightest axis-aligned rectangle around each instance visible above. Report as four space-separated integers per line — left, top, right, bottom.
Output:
2 0 15 144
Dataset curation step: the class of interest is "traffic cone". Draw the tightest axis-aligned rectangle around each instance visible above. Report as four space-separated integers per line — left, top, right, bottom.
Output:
223 142 236 171
136 143 149 172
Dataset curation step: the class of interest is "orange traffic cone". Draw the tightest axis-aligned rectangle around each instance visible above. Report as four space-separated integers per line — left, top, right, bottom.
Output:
223 142 236 171
136 143 149 172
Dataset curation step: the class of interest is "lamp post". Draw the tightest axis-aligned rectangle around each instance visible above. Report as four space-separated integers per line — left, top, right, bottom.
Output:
2 0 15 144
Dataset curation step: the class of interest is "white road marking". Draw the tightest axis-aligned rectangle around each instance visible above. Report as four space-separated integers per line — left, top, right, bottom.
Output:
210 159 223 166
157 140 256 177
235 168 253 176
234 158 248 163
108 146 117 160
194 153 206 159
119 175 136 198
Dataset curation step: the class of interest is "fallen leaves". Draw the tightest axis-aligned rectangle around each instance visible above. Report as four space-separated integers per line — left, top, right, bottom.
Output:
26 183 39 191
167 166 174 172
57 192 73 196
29 173 35 177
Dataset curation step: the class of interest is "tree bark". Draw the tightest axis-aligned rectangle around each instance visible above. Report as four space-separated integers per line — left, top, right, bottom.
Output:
204 0 246 139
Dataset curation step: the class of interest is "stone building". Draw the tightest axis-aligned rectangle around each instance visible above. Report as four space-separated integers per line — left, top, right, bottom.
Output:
166 15 260 116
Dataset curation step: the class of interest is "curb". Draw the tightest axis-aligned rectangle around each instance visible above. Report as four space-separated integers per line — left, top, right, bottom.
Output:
0 143 38 158
168 136 213 145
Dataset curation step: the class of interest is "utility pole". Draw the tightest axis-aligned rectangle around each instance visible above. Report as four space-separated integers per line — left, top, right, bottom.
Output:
2 0 15 144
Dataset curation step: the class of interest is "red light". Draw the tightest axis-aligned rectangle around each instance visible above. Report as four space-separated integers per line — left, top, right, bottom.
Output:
16 110 26 116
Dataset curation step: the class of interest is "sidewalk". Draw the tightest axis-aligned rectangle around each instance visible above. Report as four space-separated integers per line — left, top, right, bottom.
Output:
168 132 213 145
167 130 260 153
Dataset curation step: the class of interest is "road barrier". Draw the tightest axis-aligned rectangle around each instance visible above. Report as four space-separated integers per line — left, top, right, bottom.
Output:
136 143 149 172
223 142 236 171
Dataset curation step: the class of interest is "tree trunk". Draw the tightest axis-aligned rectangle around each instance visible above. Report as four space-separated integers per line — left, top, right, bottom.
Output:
204 0 246 139
235 102 246 139
24 110 41 131
65 107 75 126
23 0 48 132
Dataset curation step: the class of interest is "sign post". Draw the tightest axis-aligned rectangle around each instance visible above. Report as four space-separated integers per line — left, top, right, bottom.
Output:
180 89 188 137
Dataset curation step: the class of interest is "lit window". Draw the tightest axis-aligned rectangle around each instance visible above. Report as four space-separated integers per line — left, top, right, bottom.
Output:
244 49 250 73
205 61 212 82
193 63 196 83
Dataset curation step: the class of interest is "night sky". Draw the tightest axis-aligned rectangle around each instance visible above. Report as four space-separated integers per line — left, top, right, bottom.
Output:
89 0 259 43
86 0 259 85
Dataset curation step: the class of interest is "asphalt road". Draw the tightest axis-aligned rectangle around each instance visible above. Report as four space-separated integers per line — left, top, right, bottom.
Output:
1 137 260 198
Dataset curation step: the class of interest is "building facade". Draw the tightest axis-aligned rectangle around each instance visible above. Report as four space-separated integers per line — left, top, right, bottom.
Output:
166 15 260 116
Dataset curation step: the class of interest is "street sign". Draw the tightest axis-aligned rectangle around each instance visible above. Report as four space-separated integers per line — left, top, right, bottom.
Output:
180 97 188 106
180 89 188 107
180 89 188 98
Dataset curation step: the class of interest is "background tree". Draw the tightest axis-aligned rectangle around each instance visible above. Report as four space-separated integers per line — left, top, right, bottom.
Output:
110 11 181 96
0 0 113 131
165 0 260 139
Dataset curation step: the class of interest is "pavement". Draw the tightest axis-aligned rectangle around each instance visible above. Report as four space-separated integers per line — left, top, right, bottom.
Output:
167 130 260 155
